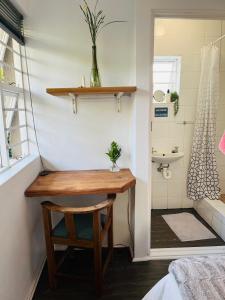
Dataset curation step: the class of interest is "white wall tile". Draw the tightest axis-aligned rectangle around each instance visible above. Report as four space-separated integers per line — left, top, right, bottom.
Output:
184 106 197 122
168 198 181 209
219 222 225 241
169 104 185 123
182 55 201 72
182 197 194 209
179 88 198 107
167 180 183 208
152 19 224 210
168 123 184 140
180 71 200 89
216 120 225 138
153 137 171 153
152 181 167 198
211 216 222 236
218 165 225 193
152 163 163 181
152 122 169 140
217 104 225 122
152 197 168 209
196 205 214 225
152 180 168 209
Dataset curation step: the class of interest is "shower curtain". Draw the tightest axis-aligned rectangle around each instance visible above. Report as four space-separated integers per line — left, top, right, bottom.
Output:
187 45 220 201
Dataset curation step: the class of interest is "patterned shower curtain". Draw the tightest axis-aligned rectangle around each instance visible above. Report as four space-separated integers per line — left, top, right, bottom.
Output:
187 45 220 201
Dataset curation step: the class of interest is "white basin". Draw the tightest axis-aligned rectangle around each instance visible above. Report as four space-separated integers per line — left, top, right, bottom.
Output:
152 152 184 164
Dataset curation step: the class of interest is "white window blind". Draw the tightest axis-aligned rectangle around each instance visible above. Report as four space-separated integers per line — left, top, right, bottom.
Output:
0 27 29 172
153 56 181 96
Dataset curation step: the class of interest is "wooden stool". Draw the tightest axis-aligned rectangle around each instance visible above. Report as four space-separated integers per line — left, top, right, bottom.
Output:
41 195 115 295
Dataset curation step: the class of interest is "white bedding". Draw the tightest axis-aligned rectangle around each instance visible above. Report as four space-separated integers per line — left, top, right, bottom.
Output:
142 274 183 300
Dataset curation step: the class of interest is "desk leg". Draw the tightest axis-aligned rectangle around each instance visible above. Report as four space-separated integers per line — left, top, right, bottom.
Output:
107 193 116 251
93 211 102 296
108 203 113 254
128 186 135 258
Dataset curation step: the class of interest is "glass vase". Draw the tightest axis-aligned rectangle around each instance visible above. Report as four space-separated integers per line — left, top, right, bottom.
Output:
110 162 120 173
90 45 101 87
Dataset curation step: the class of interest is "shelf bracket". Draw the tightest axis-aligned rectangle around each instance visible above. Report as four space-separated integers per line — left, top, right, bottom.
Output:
115 92 124 113
69 93 78 114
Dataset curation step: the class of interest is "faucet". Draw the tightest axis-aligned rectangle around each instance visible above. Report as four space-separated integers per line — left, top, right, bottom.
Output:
172 146 179 153
152 147 157 154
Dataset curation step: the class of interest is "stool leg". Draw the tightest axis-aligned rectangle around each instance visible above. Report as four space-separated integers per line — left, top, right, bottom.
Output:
42 207 57 289
93 212 103 296
45 241 57 289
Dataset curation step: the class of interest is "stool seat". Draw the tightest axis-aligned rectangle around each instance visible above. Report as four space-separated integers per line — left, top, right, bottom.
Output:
53 214 106 240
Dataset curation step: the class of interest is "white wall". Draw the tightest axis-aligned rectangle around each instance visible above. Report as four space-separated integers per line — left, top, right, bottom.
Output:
5 1 225 275
0 158 43 300
25 0 135 246
0 3 44 300
25 0 225 261
2 3 225 300
152 19 225 210
10 0 30 15
25 0 135 171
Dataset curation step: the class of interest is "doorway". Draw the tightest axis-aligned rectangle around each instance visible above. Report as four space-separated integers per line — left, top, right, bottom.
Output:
151 18 225 251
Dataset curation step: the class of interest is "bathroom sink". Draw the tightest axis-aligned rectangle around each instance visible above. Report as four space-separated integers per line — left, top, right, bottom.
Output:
152 152 184 164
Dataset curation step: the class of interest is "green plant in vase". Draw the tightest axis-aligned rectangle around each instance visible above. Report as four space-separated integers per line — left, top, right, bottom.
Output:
170 91 179 116
79 0 125 87
106 141 122 172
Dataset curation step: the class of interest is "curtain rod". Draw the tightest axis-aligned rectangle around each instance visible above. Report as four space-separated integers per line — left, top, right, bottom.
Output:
212 33 225 45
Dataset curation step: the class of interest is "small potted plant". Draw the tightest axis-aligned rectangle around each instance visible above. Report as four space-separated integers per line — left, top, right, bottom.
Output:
170 91 179 116
106 141 122 172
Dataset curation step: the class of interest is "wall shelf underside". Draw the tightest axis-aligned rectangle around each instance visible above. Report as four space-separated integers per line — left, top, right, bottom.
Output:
46 86 137 113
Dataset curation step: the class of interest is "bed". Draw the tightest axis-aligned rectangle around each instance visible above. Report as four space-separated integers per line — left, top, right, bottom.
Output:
142 255 225 300
143 273 183 300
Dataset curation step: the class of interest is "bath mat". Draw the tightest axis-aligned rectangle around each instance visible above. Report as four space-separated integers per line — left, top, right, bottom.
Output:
162 213 216 241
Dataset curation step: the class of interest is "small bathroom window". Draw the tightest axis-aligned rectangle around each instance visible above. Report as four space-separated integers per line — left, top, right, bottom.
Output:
153 56 181 103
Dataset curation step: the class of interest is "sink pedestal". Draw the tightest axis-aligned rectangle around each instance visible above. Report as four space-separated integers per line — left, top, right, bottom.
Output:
157 163 172 180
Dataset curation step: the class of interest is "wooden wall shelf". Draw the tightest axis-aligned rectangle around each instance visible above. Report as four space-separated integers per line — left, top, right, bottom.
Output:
46 86 137 96
46 86 137 114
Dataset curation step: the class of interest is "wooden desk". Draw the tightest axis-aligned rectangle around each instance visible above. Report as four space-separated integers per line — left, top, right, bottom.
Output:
25 169 136 197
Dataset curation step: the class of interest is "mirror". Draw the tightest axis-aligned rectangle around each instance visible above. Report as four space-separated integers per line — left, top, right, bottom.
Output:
153 90 165 103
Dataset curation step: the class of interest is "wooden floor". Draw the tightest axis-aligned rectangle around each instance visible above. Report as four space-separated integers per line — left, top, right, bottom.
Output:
33 249 171 300
151 208 225 248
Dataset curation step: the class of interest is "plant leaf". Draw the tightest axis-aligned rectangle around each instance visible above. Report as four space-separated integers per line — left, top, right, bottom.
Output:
105 141 122 163
94 0 99 12
79 0 126 44
101 20 126 29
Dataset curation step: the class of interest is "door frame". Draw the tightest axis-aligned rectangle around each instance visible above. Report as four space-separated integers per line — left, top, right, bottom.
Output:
133 6 225 261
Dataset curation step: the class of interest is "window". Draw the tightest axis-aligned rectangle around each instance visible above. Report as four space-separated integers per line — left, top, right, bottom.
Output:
0 27 29 172
153 56 181 102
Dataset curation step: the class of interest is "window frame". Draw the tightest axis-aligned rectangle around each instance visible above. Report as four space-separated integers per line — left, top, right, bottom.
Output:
0 30 30 173
153 56 181 103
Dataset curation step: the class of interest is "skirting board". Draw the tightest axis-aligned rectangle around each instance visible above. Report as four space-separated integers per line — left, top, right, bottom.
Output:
26 256 46 300
133 246 225 262
133 256 152 262
149 246 225 260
